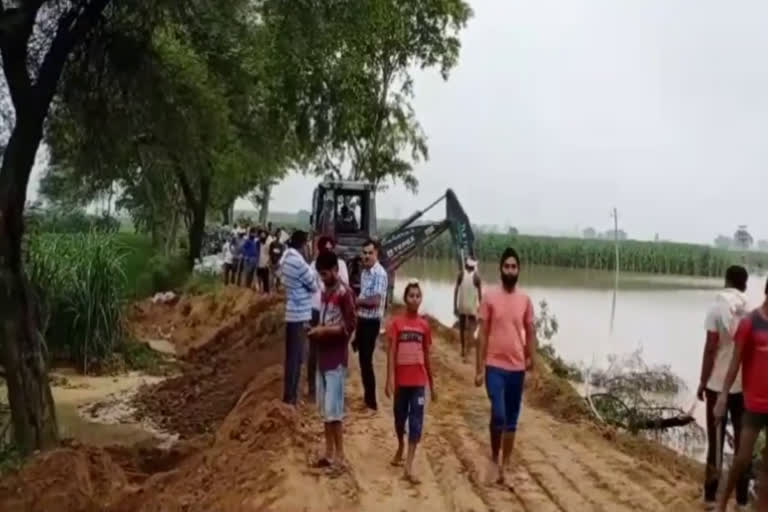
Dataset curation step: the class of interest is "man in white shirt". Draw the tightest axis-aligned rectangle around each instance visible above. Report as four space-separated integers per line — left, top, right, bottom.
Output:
697 265 750 509
307 235 349 400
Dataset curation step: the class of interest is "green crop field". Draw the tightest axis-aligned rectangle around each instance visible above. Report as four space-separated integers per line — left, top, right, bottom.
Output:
419 232 768 277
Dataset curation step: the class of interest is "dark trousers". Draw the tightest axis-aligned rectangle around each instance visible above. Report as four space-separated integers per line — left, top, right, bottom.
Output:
283 322 307 405
355 317 381 410
257 267 270 293
704 389 748 505
307 309 320 396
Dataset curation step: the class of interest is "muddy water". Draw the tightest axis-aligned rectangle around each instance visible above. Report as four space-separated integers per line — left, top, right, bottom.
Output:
0 369 167 447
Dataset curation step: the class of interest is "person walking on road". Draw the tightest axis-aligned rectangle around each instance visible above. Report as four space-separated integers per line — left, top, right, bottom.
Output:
715 277 768 512
454 257 482 362
475 247 536 487
697 265 750 509
386 280 436 484
308 236 349 400
279 230 317 405
354 239 388 412
307 250 356 469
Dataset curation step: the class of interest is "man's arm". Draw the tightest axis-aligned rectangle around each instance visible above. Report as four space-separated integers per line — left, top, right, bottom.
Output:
697 331 719 399
298 260 317 293
476 320 489 383
524 298 537 370
357 270 387 308
474 273 482 304
453 273 462 315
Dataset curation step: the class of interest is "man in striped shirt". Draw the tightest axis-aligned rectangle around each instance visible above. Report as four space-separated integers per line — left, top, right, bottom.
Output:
354 239 389 411
279 230 317 405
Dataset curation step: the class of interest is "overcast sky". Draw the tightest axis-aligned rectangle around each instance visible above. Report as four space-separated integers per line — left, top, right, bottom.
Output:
254 0 768 244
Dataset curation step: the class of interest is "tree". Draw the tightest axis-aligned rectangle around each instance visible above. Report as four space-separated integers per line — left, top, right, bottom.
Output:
303 0 472 191
0 0 121 455
733 225 753 250
508 226 519 236
583 227 597 239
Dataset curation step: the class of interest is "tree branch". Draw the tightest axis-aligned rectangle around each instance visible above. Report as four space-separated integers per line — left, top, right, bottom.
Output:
0 4 39 111
33 0 111 112
173 165 200 212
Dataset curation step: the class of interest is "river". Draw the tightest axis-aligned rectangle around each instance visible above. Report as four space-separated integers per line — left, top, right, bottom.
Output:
394 259 766 404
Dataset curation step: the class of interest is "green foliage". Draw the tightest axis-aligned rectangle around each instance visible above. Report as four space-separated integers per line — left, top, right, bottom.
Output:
27 233 126 373
25 206 119 235
0 444 22 477
418 232 768 277
116 341 169 376
183 270 223 295
296 0 473 191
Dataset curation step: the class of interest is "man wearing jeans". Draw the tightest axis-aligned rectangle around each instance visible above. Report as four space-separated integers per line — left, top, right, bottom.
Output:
476 247 536 487
697 265 749 509
279 230 316 405
354 239 388 412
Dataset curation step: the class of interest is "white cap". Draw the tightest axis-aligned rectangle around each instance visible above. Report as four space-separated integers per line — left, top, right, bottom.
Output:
466 257 478 268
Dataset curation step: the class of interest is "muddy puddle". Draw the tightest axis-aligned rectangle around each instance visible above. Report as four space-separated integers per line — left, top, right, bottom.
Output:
1 368 173 447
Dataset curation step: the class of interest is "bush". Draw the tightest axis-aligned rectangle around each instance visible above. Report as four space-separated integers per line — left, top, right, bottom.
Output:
26 205 119 235
27 233 126 373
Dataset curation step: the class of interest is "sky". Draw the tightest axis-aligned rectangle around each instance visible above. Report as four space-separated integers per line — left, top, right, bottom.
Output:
256 0 768 245
24 0 768 244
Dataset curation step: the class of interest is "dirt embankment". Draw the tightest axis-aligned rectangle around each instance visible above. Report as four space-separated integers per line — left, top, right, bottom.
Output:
0 287 705 512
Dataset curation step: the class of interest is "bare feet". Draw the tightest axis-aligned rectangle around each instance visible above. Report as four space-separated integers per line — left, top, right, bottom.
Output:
486 459 500 485
390 447 404 467
404 471 421 485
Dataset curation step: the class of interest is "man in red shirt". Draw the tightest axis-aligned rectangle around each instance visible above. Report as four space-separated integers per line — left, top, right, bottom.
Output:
715 277 768 511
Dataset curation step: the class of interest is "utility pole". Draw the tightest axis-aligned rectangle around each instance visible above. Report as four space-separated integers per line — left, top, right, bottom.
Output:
610 207 620 335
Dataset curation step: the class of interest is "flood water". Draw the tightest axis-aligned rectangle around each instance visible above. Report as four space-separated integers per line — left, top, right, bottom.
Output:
394 259 767 404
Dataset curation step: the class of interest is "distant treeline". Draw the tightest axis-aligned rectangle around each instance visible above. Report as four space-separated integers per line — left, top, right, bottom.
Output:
417 233 768 277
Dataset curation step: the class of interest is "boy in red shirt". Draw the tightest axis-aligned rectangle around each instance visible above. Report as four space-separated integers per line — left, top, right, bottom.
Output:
715 277 768 511
308 250 357 469
385 280 437 484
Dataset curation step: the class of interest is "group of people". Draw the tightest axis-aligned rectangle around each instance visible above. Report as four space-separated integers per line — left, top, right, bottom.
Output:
222 223 288 292
697 265 768 511
278 236 535 486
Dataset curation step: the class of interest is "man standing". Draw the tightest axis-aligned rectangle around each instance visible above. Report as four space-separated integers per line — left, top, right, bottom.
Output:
308 236 349 400
454 257 482 362
354 239 388 411
269 228 285 292
241 227 261 288
475 247 536 486
257 228 273 293
697 265 749 509
279 230 317 405
715 277 768 512
307 250 356 469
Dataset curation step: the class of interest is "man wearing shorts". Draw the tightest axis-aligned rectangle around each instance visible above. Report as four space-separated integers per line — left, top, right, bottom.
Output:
475 247 536 486
454 257 482 362
715 277 768 512
308 250 356 469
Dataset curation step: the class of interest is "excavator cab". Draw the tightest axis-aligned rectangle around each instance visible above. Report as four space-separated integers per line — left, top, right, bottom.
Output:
310 180 378 293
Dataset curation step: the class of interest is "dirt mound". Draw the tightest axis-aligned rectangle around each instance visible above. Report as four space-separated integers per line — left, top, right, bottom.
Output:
127 286 280 355
0 442 128 512
132 290 286 438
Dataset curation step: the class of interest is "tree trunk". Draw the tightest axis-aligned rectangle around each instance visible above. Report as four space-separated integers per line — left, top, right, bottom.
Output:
185 177 211 268
257 183 271 225
221 200 234 225
165 208 179 256
0 116 59 455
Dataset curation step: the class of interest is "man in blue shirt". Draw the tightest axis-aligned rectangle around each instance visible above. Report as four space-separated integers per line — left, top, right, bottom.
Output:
241 227 261 288
354 239 389 411
279 230 317 405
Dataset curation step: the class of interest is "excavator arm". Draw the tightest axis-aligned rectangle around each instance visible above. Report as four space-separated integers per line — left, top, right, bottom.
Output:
380 189 475 274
